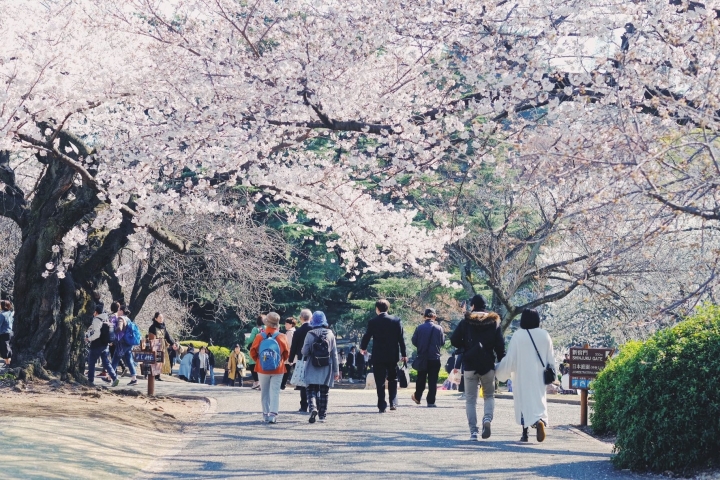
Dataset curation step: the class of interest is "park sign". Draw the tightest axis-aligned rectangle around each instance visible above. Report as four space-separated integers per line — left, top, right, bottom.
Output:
568 347 614 389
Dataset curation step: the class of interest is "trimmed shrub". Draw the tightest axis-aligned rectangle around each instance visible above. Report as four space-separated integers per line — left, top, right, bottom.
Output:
590 305 720 473
179 340 208 348
209 346 230 367
408 368 449 384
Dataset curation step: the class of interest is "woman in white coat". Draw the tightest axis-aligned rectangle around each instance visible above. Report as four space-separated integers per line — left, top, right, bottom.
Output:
496 309 555 443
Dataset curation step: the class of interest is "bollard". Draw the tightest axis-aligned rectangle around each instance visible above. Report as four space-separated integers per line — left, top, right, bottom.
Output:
580 389 588 426
147 370 155 396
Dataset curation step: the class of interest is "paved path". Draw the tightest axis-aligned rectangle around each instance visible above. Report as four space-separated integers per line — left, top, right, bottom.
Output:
137 381 654 480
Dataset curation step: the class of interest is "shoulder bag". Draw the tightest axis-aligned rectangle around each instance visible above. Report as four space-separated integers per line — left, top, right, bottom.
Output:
527 330 556 385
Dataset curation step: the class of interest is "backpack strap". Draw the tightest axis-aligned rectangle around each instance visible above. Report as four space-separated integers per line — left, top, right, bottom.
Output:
270 332 280 339
261 331 268 339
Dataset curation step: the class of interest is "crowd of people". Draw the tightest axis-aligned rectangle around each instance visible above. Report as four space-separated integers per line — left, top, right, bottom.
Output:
6 290 554 444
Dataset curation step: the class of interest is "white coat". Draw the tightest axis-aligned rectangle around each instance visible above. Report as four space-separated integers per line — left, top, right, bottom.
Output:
496 327 555 426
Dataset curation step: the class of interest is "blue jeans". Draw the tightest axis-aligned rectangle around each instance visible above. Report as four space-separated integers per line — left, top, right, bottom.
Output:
111 348 137 377
206 367 215 385
87 346 117 383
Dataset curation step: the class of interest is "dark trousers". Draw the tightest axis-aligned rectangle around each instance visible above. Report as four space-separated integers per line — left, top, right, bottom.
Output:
348 365 357 379
372 361 398 410
307 384 330 418
198 368 207 383
87 346 117 384
414 359 441 405
299 386 308 411
248 364 258 382
281 367 290 390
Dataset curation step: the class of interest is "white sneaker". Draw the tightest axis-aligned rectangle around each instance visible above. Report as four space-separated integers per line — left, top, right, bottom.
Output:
348 379 354 383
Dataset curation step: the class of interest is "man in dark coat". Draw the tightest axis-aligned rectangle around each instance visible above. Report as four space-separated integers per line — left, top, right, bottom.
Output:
360 299 407 413
411 308 445 407
450 294 505 441
288 309 313 413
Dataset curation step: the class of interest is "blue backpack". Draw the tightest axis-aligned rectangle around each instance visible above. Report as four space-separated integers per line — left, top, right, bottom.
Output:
258 331 282 371
125 319 142 346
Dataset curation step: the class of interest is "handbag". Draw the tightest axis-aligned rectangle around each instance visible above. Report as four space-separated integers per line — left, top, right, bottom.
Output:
290 358 307 387
527 330 556 385
397 361 410 388
411 325 437 372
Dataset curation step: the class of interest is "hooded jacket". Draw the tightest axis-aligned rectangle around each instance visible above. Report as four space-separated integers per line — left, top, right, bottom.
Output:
450 311 505 375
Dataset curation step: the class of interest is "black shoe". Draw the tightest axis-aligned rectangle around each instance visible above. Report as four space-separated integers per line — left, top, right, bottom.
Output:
520 427 529 442
389 405 397 411
482 420 491 439
155 375 162 381
309 411 318 424
379 408 386 413
100 376 111 384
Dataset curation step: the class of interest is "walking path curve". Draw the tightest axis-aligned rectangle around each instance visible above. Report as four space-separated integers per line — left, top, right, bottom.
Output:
138 381 656 480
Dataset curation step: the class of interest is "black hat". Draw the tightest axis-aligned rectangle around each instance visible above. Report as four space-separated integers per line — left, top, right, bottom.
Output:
424 308 437 317
470 294 486 311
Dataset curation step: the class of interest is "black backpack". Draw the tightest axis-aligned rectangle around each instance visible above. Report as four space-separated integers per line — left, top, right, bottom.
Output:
310 330 331 367
99 322 115 345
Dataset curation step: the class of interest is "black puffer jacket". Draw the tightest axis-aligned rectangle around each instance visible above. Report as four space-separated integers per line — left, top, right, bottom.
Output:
450 311 505 375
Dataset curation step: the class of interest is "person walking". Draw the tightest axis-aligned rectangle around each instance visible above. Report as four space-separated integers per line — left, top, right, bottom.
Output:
206 346 216 385
0 300 14 366
148 312 175 381
194 346 210 384
85 303 119 387
360 299 407 413
301 311 340 423
289 309 312 413
111 307 139 386
249 312 290 424
226 344 246 387
347 346 357 383
411 308 445 407
496 309 555 443
246 315 264 390
281 317 296 390
450 294 505 441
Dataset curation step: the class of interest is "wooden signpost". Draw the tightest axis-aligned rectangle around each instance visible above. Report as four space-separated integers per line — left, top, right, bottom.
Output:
569 344 614 426
133 339 164 396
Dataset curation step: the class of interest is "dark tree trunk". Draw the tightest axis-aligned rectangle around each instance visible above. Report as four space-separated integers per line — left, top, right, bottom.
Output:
6 132 134 381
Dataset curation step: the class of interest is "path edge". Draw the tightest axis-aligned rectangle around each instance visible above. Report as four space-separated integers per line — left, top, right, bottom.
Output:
134 395 218 480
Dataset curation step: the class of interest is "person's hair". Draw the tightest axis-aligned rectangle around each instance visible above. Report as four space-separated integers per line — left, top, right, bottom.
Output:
285 317 296 324
233 343 241 349
299 309 312 322
520 309 541 330
94 302 104 315
154 312 162 320
375 299 390 312
256 314 265 327
110 301 120 313
470 294 487 312
266 312 281 324
120 305 131 317
0 300 12 311
200 346 206 352
350 346 356 351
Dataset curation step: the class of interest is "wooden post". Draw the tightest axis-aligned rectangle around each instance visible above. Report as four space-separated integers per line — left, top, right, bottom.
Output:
580 342 590 426
147 371 155 396
580 389 588 426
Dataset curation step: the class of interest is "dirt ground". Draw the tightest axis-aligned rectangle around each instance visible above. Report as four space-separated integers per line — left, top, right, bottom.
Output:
0 380 207 432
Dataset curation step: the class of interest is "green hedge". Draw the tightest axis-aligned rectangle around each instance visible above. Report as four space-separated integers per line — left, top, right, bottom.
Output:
408 368 449 384
591 305 720 472
178 341 230 367
209 346 230 367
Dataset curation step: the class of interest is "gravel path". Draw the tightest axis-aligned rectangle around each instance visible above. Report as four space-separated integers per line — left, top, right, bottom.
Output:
139 381 657 480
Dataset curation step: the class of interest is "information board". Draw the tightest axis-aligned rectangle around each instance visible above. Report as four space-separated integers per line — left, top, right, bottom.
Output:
568 347 613 389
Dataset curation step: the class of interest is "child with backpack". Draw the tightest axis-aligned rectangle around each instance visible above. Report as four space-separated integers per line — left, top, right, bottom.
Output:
249 312 290 424
111 306 142 386
301 311 339 424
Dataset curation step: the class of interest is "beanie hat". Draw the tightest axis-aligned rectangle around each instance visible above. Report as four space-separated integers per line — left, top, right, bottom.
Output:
263 312 280 328
470 294 486 312
310 311 328 328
